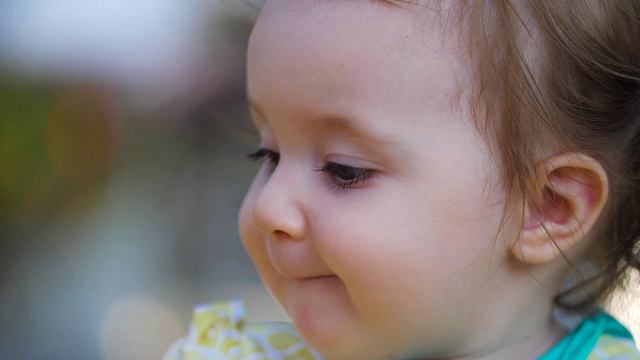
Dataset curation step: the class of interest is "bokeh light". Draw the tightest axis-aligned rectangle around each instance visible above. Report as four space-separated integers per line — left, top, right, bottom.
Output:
46 86 122 187
99 295 183 360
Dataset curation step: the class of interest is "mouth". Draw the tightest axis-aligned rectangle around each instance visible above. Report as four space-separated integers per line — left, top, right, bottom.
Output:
287 274 338 281
270 259 336 282
305 274 338 281
286 275 343 297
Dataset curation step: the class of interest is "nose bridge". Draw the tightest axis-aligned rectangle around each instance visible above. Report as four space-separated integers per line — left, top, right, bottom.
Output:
252 163 306 240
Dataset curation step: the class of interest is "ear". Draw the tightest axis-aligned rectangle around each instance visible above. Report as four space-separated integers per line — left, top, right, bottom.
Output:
511 153 609 264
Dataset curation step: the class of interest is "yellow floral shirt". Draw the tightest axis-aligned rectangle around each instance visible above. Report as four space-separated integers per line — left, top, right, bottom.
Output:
163 300 323 360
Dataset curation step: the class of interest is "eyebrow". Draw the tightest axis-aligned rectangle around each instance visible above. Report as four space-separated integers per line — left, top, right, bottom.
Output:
248 99 393 147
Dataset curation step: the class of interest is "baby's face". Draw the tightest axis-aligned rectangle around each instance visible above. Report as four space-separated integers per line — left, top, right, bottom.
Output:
240 1 522 358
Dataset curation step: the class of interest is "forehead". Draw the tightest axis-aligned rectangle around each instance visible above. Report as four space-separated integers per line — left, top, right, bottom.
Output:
249 0 462 69
247 0 470 129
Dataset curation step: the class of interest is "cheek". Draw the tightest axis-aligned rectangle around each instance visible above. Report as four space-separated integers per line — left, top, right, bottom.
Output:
307 199 424 307
310 185 510 302
238 183 268 273
238 178 289 299
238 169 269 254
238 194 254 253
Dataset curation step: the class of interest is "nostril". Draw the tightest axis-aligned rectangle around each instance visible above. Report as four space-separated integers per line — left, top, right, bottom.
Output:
271 229 299 241
253 200 306 241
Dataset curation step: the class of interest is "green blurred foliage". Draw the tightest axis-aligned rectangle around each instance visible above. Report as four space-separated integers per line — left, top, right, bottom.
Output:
0 82 58 223
0 82 119 226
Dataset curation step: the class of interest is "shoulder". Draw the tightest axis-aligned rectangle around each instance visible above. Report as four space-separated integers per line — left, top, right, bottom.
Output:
163 299 324 360
588 333 640 360
542 310 640 360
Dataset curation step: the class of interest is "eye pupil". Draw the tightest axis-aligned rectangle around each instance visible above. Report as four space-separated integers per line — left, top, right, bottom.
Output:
334 165 358 182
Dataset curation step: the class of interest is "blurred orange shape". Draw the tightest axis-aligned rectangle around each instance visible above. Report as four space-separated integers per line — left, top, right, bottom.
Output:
46 86 122 186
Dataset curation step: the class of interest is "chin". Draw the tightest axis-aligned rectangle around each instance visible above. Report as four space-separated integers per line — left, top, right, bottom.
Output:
277 280 361 359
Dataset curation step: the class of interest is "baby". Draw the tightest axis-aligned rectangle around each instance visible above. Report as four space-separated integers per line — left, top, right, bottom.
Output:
165 1 640 359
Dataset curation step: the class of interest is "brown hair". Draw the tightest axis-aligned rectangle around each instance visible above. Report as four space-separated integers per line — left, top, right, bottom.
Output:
382 0 640 312
458 0 640 313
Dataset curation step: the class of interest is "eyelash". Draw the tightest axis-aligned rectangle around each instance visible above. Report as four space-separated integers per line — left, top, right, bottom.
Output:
247 148 377 191
248 148 280 166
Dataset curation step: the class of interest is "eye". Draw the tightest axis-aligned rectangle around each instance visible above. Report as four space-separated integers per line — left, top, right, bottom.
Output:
247 148 280 167
316 162 377 191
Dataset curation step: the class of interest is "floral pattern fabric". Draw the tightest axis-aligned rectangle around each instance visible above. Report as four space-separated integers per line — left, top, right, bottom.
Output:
163 300 323 360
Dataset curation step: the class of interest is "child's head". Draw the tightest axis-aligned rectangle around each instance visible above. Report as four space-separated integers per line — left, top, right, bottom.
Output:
238 1 640 359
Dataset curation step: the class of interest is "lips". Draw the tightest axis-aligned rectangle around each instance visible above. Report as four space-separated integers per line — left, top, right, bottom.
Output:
271 259 335 281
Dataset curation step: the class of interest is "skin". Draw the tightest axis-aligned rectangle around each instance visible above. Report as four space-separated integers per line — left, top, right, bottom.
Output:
239 1 568 359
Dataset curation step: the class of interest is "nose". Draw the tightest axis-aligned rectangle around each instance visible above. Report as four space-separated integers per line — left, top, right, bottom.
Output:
251 165 306 241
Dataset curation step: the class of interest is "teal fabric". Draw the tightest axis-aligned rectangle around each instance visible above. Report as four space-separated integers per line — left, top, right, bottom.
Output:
540 311 635 360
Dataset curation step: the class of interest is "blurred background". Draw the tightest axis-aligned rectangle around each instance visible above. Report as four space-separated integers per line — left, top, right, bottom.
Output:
0 1 287 359
0 0 637 359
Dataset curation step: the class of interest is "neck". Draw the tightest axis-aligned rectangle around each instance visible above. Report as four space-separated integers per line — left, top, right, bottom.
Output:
434 261 570 360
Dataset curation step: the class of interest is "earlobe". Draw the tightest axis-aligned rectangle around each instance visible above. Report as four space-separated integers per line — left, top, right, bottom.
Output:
511 153 609 264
